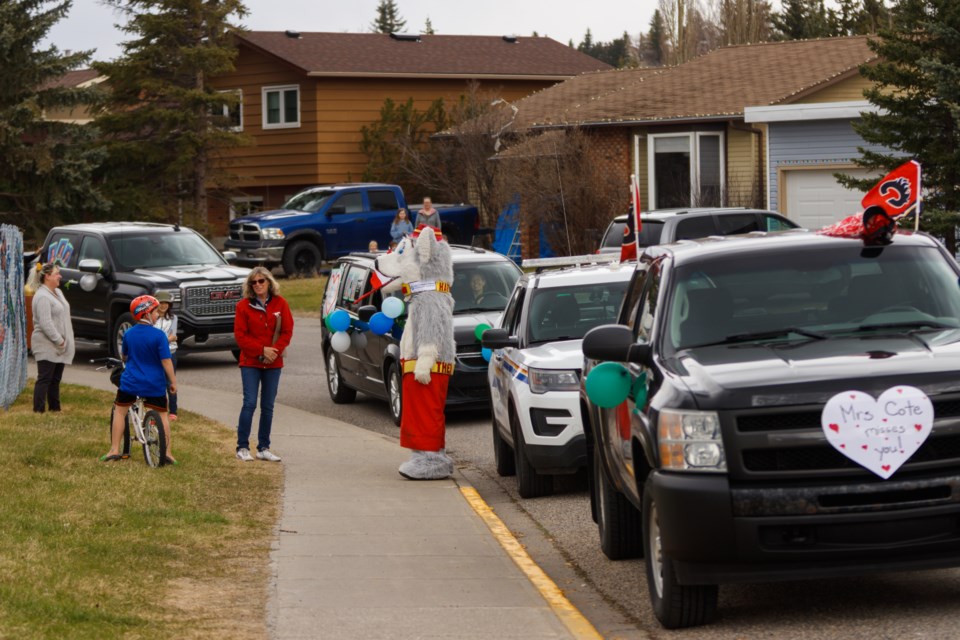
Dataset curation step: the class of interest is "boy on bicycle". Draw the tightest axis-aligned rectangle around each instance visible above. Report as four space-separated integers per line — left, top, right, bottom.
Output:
100 295 178 464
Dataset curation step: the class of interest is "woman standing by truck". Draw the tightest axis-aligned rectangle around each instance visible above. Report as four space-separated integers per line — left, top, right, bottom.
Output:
29 262 75 413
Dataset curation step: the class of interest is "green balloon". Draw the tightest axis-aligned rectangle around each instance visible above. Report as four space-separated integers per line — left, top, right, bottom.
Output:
324 314 334 333
474 323 492 341
585 362 632 408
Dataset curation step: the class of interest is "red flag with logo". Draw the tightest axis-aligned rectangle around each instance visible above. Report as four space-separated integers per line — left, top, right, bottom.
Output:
861 160 922 219
620 174 643 262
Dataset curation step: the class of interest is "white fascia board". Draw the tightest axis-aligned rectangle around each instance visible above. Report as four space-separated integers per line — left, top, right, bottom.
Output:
744 101 881 123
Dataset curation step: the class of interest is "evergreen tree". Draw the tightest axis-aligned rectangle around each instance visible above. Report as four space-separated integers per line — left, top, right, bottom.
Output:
94 0 249 228
839 0 960 252
370 0 406 34
422 16 434 35
0 0 107 238
647 9 666 65
771 0 835 39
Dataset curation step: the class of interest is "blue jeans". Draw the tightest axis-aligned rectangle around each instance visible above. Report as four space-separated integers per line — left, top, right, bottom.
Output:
237 366 282 452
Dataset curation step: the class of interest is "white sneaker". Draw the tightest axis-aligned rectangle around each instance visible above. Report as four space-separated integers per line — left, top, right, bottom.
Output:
236 448 254 462
256 449 282 462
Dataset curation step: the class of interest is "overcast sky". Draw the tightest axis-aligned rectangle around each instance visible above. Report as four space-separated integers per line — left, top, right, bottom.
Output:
46 0 670 62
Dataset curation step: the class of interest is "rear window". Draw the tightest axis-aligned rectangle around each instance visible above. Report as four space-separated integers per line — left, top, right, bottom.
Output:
601 220 665 249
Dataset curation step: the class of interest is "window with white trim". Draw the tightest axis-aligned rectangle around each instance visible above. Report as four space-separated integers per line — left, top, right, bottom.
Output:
645 132 724 209
214 89 243 132
229 197 263 221
262 85 300 129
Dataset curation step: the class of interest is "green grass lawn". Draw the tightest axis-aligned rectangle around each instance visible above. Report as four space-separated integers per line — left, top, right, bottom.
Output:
277 274 327 316
0 384 282 640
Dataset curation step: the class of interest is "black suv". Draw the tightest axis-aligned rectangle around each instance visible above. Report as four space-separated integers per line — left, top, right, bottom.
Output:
581 229 960 628
41 222 249 357
321 245 522 424
597 207 799 254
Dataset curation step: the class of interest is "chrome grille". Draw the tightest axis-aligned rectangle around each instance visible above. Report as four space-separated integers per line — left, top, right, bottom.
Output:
183 284 244 317
228 223 262 242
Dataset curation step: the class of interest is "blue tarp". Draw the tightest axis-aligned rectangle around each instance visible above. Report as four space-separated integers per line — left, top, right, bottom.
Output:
491 200 556 262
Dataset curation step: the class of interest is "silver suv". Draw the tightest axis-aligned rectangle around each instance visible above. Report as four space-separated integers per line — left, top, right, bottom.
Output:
598 207 799 254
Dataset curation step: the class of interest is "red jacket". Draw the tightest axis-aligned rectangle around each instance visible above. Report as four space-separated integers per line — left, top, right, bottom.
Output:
234 295 294 369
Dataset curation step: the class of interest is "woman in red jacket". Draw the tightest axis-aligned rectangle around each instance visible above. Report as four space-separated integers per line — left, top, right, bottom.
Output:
233 266 294 462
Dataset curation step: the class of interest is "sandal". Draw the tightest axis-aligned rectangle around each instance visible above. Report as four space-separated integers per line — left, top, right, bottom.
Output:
99 454 122 462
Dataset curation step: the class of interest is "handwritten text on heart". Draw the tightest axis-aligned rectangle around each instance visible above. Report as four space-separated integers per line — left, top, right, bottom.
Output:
821 386 933 479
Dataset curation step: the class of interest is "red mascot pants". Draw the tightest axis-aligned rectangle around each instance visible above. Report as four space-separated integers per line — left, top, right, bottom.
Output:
400 371 450 452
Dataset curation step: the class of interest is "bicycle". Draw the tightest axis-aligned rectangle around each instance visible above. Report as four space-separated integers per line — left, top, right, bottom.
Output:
92 357 168 467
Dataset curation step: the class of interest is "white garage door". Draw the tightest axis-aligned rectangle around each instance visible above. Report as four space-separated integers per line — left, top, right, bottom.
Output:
782 168 874 230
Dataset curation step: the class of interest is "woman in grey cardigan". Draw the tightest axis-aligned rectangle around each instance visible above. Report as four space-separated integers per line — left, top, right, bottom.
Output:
30 262 75 413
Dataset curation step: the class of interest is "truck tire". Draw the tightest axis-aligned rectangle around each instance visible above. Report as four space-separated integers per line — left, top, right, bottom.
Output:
511 408 552 498
643 486 718 629
111 312 135 358
595 445 642 560
283 241 322 277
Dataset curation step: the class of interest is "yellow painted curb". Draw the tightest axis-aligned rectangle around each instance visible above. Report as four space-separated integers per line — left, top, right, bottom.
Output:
459 486 604 640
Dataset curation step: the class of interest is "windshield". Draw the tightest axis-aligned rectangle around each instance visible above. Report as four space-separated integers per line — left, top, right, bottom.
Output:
108 231 225 270
451 261 522 313
601 220 664 250
528 280 629 344
283 189 337 213
665 244 960 352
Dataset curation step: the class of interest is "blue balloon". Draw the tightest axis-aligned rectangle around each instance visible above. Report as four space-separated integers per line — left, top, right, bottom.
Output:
382 296 405 319
328 309 351 333
482 347 492 362
370 312 394 335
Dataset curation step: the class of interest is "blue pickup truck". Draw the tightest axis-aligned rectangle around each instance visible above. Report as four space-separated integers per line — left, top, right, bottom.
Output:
224 183 479 276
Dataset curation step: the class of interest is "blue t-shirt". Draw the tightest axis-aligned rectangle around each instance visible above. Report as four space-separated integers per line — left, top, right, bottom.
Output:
120 323 172 397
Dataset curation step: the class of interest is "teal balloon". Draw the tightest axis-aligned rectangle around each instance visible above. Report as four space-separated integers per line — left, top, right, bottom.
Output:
632 372 649 408
482 347 492 361
328 309 351 332
382 296 405 319
324 314 334 332
370 312 394 335
585 362 631 408
474 323 492 341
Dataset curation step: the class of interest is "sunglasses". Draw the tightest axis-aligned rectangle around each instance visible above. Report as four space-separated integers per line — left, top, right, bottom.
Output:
250 278 268 285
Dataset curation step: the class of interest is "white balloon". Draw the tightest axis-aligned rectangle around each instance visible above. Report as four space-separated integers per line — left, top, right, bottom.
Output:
382 296 405 319
331 331 351 352
79 273 98 292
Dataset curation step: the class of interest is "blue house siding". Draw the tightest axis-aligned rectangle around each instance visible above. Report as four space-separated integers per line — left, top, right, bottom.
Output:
767 119 888 211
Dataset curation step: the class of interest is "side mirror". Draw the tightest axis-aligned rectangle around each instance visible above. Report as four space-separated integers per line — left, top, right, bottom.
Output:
582 325 652 365
78 258 105 274
481 327 518 349
357 305 378 323
222 250 237 262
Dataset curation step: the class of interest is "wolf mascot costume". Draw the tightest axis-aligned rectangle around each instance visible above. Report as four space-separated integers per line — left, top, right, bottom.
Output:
375 225 456 480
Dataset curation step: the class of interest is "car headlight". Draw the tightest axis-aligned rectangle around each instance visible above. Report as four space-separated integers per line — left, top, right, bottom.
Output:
658 409 726 472
260 227 285 240
528 368 580 394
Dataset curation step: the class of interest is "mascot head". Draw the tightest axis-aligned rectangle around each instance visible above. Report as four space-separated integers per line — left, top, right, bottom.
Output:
375 225 451 292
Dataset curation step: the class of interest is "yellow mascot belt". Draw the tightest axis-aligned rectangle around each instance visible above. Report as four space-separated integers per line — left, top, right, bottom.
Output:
401 280 451 296
401 359 455 376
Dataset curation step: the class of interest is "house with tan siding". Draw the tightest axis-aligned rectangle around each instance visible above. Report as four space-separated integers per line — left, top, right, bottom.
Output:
488 36 881 255
207 31 610 236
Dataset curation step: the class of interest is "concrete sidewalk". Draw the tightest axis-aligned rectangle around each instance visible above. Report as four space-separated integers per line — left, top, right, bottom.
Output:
52 363 587 640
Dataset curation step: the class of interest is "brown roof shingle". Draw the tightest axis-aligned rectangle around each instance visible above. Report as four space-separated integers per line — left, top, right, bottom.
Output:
515 36 877 128
237 31 611 78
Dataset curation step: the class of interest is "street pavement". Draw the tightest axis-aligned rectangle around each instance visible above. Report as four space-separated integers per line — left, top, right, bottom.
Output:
36 360 597 640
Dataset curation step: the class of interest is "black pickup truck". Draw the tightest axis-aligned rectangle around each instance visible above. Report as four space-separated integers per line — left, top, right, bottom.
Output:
41 222 249 357
581 229 960 628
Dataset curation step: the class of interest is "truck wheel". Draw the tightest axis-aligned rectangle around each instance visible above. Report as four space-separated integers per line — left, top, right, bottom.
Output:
595 445 642 560
111 312 135 358
325 349 356 404
492 405 516 477
283 241 322 277
643 487 718 629
387 361 402 426
511 408 552 498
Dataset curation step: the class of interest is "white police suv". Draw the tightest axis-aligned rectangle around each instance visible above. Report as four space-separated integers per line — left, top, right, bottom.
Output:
481 256 634 498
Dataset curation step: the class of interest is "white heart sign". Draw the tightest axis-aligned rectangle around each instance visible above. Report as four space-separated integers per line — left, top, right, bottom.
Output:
821 386 934 479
